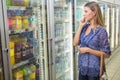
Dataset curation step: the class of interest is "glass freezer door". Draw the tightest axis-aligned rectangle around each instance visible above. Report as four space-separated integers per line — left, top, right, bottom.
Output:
4 0 48 80
53 0 73 80
0 1 9 79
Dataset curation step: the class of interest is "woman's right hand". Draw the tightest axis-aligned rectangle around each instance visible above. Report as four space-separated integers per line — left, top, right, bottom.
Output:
79 17 87 29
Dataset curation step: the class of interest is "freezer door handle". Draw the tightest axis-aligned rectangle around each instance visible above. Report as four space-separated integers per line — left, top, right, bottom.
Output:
3 48 8 53
49 38 54 65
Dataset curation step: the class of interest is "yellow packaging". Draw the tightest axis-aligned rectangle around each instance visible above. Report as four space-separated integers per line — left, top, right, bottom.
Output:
10 48 14 57
29 64 36 79
22 16 29 29
10 56 15 66
16 16 22 30
9 41 14 49
24 0 29 7
29 72 35 79
10 49 15 65
13 69 23 80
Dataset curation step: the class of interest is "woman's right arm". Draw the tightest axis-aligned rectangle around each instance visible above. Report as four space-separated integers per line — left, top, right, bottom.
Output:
73 25 83 46
73 18 87 46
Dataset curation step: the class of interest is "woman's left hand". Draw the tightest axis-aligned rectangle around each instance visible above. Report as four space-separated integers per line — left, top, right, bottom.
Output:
78 47 89 54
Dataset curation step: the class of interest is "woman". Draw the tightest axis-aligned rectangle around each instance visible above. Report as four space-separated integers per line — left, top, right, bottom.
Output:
73 1 111 80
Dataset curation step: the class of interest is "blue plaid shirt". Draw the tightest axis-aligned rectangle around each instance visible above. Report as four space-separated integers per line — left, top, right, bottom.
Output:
78 23 111 77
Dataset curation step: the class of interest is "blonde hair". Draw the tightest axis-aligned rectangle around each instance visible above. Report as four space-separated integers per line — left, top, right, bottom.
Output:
84 1 104 27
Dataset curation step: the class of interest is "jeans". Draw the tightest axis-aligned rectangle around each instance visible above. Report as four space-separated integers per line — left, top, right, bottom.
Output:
79 71 99 80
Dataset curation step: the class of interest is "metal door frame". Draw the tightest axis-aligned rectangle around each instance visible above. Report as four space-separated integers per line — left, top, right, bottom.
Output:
46 0 55 80
73 0 79 80
0 0 12 80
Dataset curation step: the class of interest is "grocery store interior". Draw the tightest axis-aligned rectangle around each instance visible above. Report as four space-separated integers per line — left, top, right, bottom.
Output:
0 0 120 80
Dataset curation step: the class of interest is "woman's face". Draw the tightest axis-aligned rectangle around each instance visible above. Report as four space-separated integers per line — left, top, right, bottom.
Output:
83 7 95 22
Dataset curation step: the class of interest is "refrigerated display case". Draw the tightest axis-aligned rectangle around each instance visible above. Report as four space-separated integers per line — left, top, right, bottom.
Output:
99 3 111 44
47 0 74 80
1 0 48 80
100 3 120 50
99 2 115 50
105 4 115 51
98 2 120 50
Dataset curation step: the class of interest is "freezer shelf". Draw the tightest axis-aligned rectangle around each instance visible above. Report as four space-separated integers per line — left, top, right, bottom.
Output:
9 27 34 34
54 35 71 41
54 19 70 22
54 0 70 7
12 56 36 69
7 6 26 10
54 4 68 8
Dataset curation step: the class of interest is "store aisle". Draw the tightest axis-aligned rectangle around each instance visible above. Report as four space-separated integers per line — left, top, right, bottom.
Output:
106 46 120 80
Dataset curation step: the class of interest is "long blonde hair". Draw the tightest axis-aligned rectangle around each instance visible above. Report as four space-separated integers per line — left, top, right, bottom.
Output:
84 1 104 27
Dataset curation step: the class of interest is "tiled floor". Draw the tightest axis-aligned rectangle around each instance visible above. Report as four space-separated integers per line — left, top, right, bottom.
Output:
106 46 120 80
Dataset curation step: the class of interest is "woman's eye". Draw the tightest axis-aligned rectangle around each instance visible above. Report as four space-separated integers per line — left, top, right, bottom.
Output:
84 10 87 13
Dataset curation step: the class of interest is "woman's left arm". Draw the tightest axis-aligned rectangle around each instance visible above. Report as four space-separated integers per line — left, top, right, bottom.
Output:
78 47 110 58
88 48 110 58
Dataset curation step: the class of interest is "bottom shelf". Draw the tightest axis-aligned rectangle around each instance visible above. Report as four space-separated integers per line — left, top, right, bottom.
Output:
12 62 40 80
